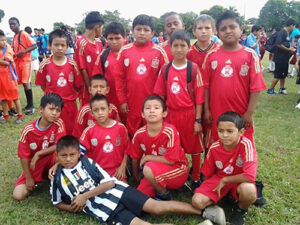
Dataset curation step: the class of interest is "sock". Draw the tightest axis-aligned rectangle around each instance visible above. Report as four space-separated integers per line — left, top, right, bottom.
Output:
25 89 34 108
192 154 201 181
17 114 23 120
4 115 9 121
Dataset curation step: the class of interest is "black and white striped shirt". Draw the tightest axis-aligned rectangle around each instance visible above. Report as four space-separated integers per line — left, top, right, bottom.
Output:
50 158 128 222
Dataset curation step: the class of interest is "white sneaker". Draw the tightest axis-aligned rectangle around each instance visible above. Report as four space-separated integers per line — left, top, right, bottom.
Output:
203 205 226 225
198 219 214 225
296 102 300 109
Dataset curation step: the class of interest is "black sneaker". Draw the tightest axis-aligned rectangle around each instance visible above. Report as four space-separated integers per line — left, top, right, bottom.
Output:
254 180 266 208
25 107 35 115
0 110 3 117
192 180 202 191
9 108 18 117
155 190 172 201
229 204 247 225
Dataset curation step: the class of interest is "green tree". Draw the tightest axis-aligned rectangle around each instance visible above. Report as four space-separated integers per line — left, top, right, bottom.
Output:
180 11 199 37
0 9 4 23
200 5 227 21
53 22 75 32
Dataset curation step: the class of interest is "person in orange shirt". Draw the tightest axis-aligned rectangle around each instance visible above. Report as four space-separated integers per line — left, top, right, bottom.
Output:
0 29 23 124
9 17 37 115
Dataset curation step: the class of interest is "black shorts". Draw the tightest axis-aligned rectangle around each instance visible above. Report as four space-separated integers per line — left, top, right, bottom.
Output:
274 62 288 79
107 187 150 225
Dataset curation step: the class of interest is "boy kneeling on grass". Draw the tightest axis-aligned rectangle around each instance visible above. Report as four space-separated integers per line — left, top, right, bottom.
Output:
51 135 226 225
192 112 258 225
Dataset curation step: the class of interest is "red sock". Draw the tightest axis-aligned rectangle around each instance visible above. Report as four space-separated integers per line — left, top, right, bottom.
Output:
18 114 23 120
192 154 201 181
4 115 9 121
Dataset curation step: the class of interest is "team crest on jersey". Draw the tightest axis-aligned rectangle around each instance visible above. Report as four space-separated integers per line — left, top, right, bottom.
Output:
42 140 49 150
105 60 109 68
50 132 55 143
158 146 166 155
57 77 67 87
69 73 74 82
223 164 234 174
88 120 94 126
46 75 51 82
236 155 244 167
103 141 114 153
240 64 249 76
151 58 159 68
116 136 121 146
151 150 158 156
221 65 233 78
171 82 180 94
124 58 129 67
215 161 223 169
91 138 98 147
86 55 92 63
137 64 147 75
30 142 37 150
211 61 218 70
140 144 146 151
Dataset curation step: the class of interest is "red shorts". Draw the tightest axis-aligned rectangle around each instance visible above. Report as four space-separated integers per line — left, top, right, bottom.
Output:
126 113 146 137
78 85 90 106
137 161 188 197
290 53 297 65
195 175 239 203
60 100 78 135
15 61 32 84
15 153 56 186
0 71 19 101
166 108 204 154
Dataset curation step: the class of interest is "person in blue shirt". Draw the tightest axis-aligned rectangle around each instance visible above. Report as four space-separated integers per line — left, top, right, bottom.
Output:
288 23 300 77
40 28 50 56
245 25 262 57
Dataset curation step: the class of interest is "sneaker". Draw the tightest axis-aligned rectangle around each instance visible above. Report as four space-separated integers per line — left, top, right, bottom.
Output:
15 117 24 124
8 108 18 117
278 88 287 95
267 89 276 95
25 107 35 115
155 190 172 201
254 181 266 208
198 219 214 225
192 180 202 191
202 205 226 225
295 102 300 109
0 116 7 124
229 204 247 225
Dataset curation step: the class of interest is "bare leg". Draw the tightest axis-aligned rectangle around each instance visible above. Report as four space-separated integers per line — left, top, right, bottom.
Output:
13 184 30 201
1 100 9 116
269 78 279 90
237 183 257 210
143 166 166 194
14 99 22 115
130 217 173 225
279 79 285 89
192 193 214 210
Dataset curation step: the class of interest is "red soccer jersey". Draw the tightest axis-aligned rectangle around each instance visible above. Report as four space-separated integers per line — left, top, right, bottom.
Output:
115 41 168 116
18 118 66 159
35 57 82 101
202 137 257 182
203 46 266 141
72 103 120 138
79 121 129 174
160 40 173 61
131 122 188 165
154 62 205 110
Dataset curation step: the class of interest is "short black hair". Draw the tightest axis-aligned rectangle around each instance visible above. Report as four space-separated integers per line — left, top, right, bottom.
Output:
24 26 32 34
285 18 297 27
194 14 215 30
164 12 183 25
251 25 261 33
41 28 45 32
142 95 167 112
216 11 242 31
40 93 64 109
217 111 244 130
0 29 5 37
49 29 68 46
56 135 79 153
90 93 110 109
104 22 125 38
89 74 108 86
85 11 104 30
9 17 20 25
170 29 190 47
132 14 154 31
77 30 83 35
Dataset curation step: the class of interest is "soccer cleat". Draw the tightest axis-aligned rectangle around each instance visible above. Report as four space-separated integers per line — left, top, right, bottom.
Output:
9 108 18 117
0 117 7 124
229 204 247 225
278 88 287 95
202 205 226 225
254 181 266 208
192 180 202 191
197 219 214 225
266 89 276 95
155 190 172 201
25 107 35 115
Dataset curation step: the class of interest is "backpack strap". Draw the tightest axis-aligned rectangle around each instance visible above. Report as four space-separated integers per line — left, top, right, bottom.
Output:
164 61 173 81
100 47 110 74
186 60 198 103
187 60 192 83
17 31 26 52
80 156 102 184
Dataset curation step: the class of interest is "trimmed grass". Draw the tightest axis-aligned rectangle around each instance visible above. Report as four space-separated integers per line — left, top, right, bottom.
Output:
0 55 299 225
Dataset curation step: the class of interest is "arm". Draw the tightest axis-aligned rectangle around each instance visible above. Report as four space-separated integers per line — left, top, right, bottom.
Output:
0 59 9 66
276 44 295 53
204 88 212 125
114 154 128 181
17 44 37 58
243 92 260 129
80 69 90 90
132 158 141 182
40 86 46 92
194 104 203 134
140 155 174 167
20 158 35 191
30 145 56 170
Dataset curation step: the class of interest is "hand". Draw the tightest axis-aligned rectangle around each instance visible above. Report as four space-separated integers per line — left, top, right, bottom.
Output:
140 155 150 167
16 51 25 58
194 122 203 134
204 109 212 125
120 103 129 114
30 153 40 170
289 47 296 53
242 111 253 129
213 178 226 197
26 177 35 191
48 163 59 180
114 165 126 181
71 194 87 213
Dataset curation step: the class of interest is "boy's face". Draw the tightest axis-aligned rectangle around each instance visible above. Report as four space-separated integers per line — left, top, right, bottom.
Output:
50 37 68 57
91 100 111 125
0 36 6 48
106 33 124 52
95 24 103 38
89 79 109 97
133 25 154 45
217 121 244 150
164 15 184 38
193 21 214 43
171 39 189 61
142 99 167 123
217 19 242 46
40 103 62 123
253 29 262 38
288 24 296 33
57 146 81 169
9 19 20 33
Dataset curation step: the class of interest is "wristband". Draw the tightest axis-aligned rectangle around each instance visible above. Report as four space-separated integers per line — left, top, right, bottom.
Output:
195 118 202 124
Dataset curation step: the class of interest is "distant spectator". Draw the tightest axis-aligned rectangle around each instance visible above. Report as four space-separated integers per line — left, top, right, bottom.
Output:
60 25 75 59
259 25 268 60
24 26 39 77
158 31 164 43
288 23 300 77
244 25 262 57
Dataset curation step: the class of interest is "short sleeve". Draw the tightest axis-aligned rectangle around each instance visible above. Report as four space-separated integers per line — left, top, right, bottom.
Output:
79 127 91 155
202 54 211 88
35 61 47 87
130 134 144 159
194 65 205 105
163 129 184 163
17 130 31 159
240 139 257 182
201 148 217 178
153 66 166 97
54 120 66 143
248 51 266 93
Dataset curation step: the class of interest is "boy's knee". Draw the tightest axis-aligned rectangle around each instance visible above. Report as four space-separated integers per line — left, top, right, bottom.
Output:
238 183 257 202
192 194 209 210
143 166 154 179
13 185 29 201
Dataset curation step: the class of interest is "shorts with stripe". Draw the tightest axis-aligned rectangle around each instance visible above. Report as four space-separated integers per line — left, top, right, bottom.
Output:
137 161 188 197
16 61 32 84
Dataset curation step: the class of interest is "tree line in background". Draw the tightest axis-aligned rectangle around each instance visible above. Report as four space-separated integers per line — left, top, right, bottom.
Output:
1 0 300 37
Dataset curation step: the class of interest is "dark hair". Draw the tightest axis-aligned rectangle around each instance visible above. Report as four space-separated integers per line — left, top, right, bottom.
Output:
77 30 83 35
41 28 45 32
0 29 5 36
89 74 108 86
294 35 300 40
142 95 167 112
8 17 20 25
49 29 68 46
217 111 244 130
85 11 104 30
34 28 39 31
24 26 32 34
216 11 242 31
194 14 215 30
285 18 297 27
164 12 183 25
132 14 154 31
90 94 110 109
296 23 300 29
56 135 79 153
251 25 261 33
40 93 64 109
170 29 190 47
104 22 125 38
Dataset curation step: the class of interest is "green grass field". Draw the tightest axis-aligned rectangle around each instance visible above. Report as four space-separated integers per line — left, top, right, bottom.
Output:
0 55 299 225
